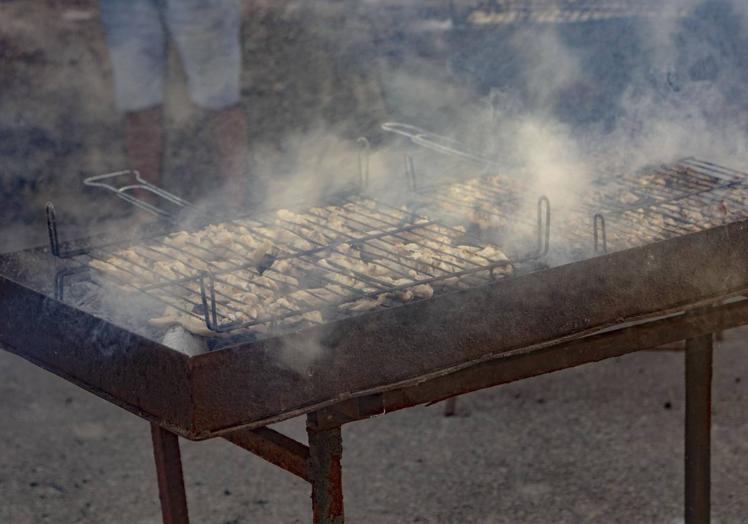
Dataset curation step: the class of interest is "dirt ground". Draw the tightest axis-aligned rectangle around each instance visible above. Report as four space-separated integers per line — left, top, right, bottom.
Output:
2 330 748 524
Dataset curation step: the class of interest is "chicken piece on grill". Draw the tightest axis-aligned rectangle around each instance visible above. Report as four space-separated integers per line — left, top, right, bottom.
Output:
152 260 182 280
302 311 323 323
618 191 641 205
273 227 302 248
412 284 434 299
276 209 309 225
345 294 387 312
252 275 280 291
286 289 329 308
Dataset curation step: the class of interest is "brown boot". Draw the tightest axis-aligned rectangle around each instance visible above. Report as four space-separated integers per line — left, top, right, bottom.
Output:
205 104 250 209
123 105 164 208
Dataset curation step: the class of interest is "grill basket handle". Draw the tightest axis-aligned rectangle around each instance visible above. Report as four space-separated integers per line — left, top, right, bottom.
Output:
83 170 194 220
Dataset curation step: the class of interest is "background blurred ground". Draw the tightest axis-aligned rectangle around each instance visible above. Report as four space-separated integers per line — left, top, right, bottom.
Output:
4 1 748 522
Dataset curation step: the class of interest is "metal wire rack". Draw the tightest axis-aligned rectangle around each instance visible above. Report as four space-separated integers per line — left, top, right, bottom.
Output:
403 155 748 256
578 158 748 253
48 178 548 336
382 122 748 256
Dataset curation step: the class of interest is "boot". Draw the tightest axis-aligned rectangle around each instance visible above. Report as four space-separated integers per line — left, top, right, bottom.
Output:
205 104 251 209
124 105 164 208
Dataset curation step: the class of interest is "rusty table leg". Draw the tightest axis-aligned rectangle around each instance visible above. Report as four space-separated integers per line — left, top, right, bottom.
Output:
307 413 345 524
443 397 457 416
151 423 190 524
685 334 713 524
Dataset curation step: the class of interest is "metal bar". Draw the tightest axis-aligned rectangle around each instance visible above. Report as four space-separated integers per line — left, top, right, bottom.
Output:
223 427 310 481
405 154 417 192
357 137 370 192
150 423 190 524
685 334 713 524
84 170 197 220
537 196 551 256
307 413 345 524
382 122 503 167
593 213 607 254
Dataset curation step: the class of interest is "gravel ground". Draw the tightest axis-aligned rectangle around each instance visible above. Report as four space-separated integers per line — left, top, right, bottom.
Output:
1 330 747 523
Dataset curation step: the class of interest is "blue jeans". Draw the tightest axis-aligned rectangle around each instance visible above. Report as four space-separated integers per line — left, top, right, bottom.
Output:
99 0 242 111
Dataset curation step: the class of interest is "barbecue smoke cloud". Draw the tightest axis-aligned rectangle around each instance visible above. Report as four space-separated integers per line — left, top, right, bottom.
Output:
371 0 748 262
7 1 748 359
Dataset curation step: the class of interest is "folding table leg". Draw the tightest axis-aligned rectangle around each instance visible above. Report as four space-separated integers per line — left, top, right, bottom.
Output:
685 334 713 524
151 423 190 524
307 413 345 524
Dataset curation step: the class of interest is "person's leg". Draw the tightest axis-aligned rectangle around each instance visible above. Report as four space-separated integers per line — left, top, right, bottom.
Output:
100 0 167 191
165 0 250 207
202 104 251 204
124 106 164 188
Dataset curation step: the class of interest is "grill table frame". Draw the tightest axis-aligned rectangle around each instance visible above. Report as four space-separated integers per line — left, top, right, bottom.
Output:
3 218 748 523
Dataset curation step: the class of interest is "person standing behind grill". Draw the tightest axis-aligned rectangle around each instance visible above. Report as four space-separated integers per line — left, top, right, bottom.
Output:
99 0 250 206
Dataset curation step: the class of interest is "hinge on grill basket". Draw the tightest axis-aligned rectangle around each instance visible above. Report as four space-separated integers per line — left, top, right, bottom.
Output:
45 202 90 258
54 267 89 301
357 137 370 193
537 196 551 257
198 271 220 332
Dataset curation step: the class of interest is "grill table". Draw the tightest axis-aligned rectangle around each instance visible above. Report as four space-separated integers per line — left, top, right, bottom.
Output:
3 158 748 523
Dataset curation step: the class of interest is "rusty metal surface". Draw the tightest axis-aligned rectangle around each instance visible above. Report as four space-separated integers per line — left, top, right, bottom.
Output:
223 427 310 481
151 423 190 524
685 334 713 524
0 261 195 434
2 220 748 438
307 413 344 524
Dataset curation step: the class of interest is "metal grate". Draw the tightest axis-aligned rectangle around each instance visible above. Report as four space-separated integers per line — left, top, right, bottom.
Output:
388 125 748 256
580 158 748 253
48 193 546 337
405 168 533 232
408 156 748 255
460 1 666 27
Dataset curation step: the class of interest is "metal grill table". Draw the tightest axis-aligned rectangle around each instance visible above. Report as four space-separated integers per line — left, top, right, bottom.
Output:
3 158 748 524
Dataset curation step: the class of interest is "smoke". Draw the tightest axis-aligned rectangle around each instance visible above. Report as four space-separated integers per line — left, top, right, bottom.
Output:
350 1 748 273
7 1 748 360
250 126 362 210
600 0 748 169
277 334 326 376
